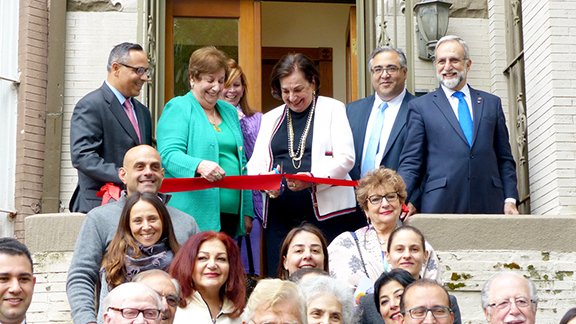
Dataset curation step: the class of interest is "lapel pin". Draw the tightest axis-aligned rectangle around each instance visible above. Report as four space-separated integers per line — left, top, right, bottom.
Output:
477 97 482 104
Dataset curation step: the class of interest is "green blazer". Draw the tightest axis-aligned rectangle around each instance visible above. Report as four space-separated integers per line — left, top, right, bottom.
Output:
157 91 253 236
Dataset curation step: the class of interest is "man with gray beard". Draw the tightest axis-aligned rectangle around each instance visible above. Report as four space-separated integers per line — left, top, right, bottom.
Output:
397 35 519 215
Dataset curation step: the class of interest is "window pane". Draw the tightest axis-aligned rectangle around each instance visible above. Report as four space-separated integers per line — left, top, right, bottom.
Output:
173 18 238 97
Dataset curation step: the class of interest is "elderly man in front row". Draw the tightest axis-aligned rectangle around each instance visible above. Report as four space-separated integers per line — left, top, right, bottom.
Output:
481 272 538 324
242 279 306 324
133 270 181 324
103 282 163 324
399 279 454 324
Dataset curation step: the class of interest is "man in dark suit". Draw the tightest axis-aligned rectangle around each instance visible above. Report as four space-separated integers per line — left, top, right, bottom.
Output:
398 35 519 214
69 42 153 213
347 46 417 213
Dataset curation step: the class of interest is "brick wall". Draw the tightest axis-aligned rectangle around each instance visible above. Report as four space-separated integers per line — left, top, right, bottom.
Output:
16 0 49 240
523 0 576 215
59 11 139 211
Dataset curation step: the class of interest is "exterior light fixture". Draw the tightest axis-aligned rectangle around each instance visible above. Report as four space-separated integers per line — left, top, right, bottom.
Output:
414 0 452 61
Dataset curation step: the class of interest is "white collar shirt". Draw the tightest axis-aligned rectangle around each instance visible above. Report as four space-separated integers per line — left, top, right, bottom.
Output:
361 89 407 169
441 83 473 121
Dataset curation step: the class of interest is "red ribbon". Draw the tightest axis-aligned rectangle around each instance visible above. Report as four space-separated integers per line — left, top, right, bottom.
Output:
159 174 358 193
96 183 121 205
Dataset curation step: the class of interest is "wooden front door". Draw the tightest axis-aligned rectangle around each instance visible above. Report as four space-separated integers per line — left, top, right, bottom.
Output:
165 0 262 110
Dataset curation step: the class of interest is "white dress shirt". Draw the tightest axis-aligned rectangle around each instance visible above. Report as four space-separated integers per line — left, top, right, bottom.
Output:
361 89 407 170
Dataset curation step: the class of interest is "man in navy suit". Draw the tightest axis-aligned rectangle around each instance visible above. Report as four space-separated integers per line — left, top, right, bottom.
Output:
69 42 153 213
347 46 417 213
398 35 519 214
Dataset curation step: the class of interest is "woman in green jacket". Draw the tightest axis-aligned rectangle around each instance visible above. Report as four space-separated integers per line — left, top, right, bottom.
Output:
157 46 253 237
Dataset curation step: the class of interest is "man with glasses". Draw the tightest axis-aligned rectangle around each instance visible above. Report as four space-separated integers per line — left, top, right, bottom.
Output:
103 282 163 324
69 42 153 213
346 46 418 218
133 270 181 324
399 279 453 324
481 272 538 324
398 35 519 215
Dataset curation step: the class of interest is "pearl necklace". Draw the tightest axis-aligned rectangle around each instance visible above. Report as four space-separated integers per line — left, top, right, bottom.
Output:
287 95 316 169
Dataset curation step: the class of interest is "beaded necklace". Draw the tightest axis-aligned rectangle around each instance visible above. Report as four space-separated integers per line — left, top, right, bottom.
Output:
287 94 316 169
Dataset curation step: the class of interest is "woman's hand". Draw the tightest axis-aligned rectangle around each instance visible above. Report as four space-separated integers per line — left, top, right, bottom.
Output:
244 216 253 235
196 160 225 182
287 172 314 192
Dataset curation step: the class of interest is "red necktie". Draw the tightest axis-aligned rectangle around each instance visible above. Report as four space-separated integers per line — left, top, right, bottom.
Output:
123 99 141 144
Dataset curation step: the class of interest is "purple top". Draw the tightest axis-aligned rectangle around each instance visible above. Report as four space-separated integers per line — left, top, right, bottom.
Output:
239 108 263 221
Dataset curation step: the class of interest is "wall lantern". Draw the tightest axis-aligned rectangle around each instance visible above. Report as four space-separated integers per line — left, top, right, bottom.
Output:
414 0 452 61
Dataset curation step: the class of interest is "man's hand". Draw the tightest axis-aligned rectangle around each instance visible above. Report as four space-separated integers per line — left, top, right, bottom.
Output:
504 202 519 215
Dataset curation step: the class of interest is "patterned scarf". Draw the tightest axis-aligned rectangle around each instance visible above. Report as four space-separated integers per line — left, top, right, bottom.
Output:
124 238 174 281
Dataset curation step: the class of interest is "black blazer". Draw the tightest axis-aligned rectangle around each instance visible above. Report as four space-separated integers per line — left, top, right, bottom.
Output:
69 82 152 213
346 91 416 181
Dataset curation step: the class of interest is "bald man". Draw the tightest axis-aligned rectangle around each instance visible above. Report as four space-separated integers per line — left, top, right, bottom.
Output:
67 145 200 324
102 283 163 324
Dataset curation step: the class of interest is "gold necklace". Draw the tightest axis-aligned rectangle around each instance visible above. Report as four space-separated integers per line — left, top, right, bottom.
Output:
287 94 316 169
209 108 221 132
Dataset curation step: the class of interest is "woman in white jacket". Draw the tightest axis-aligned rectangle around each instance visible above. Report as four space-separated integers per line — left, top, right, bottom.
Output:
247 53 364 277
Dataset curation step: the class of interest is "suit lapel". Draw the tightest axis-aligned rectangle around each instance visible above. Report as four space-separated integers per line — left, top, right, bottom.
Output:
469 86 484 148
102 83 140 145
431 87 469 146
382 92 410 157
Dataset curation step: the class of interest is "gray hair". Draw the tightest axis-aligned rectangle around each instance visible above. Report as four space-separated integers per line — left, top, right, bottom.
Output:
368 46 408 70
299 276 354 324
242 279 307 324
435 35 470 60
107 42 144 72
481 271 539 314
103 282 163 314
132 269 181 297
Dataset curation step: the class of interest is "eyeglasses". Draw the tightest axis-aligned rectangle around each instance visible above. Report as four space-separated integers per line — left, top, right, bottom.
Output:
108 307 161 319
402 306 452 319
371 66 401 76
367 193 399 205
160 293 182 307
489 297 533 310
118 62 152 77
435 57 466 67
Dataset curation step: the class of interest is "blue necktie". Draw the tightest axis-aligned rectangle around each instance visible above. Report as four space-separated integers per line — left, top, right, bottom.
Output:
362 102 388 177
453 91 473 146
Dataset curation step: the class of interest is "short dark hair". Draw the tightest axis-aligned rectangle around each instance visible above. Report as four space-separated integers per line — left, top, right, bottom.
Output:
107 42 144 72
368 46 408 70
400 279 451 311
373 269 415 313
0 237 33 272
270 53 321 100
